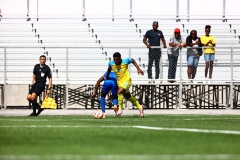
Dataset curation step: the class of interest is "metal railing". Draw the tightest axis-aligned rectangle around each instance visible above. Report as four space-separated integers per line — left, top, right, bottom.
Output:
0 46 240 109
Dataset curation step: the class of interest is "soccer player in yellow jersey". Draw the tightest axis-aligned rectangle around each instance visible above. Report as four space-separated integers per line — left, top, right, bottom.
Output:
107 52 144 117
200 25 216 81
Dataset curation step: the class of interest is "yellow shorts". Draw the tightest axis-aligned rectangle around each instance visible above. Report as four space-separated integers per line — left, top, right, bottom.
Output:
118 81 132 93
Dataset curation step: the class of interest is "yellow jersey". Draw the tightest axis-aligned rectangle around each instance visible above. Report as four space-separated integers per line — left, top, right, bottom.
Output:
108 58 132 83
200 35 216 54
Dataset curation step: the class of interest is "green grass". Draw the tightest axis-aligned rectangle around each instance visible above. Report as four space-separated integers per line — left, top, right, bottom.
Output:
0 114 240 160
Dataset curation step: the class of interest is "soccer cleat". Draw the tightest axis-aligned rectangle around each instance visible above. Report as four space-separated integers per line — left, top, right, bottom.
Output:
113 105 118 116
117 109 123 116
29 112 38 116
140 104 144 117
102 113 106 119
37 109 44 116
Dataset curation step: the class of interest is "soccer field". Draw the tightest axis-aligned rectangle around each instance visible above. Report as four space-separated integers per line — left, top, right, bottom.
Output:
0 114 240 160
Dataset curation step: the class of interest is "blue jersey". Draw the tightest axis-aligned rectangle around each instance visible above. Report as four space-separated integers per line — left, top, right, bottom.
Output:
103 72 117 85
102 72 118 95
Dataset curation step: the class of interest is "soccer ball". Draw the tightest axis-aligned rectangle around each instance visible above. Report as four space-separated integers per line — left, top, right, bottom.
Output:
94 109 103 119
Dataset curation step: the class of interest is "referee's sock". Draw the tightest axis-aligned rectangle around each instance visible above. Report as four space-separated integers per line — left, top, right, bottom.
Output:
30 100 37 114
32 100 42 114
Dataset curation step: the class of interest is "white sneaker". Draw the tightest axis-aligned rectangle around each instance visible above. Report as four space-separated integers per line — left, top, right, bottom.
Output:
117 109 123 116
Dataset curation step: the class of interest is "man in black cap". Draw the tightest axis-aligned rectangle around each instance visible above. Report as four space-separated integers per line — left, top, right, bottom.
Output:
143 21 167 82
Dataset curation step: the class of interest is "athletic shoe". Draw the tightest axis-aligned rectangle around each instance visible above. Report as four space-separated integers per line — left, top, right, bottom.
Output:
117 109 123 116
102 113 106 119
140 104 144 117
113 105 118 116
29 112 38 116
37 109 44 116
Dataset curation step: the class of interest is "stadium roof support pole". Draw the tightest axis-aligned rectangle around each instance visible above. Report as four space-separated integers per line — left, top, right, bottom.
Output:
65 46 69 109
3 47 7 109
27 0 29 17
82 0 85 18
112 0 114 21
176 0 180 22
129 0 134 21
187 0 190 22
26 0 31 21
222 0 226 22
230 47 233 109
37 0 39 21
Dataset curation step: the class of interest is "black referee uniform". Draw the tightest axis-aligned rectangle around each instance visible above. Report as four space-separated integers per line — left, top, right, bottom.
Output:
29 64 52 115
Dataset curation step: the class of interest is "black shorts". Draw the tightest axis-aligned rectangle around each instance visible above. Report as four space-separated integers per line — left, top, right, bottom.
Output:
29 83 45 96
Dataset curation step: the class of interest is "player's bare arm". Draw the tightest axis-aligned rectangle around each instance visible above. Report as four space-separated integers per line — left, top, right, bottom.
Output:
131 58 144 75
91 76 104 99
46 77 52 96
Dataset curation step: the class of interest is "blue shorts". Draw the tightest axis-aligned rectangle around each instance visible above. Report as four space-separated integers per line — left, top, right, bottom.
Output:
187 55 199 68
102 80 118 95
204 54 215 62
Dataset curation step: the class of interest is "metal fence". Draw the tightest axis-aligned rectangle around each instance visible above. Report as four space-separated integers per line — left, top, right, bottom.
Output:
0 46 240 109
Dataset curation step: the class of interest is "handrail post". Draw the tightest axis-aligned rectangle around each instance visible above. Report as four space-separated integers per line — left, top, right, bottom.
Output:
65 46 69 109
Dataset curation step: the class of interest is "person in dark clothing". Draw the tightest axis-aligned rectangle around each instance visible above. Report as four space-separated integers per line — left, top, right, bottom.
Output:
27 55 52 116
186 30 203 80
143 21 167 81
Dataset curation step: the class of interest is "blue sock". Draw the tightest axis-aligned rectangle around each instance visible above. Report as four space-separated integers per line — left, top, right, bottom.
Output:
112 98 118 106
100 97 105 113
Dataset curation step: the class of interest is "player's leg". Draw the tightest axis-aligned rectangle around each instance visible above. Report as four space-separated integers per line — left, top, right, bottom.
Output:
101 81 112 118
111 82 118 115
121 82 144 117
117 87 125 116
100 90 108 118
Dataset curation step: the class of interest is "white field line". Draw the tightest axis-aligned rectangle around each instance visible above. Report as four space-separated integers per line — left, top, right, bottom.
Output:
0 125 132 128
0 154 240 160
0 125 240 135
1 117 240 122
133 126 240 135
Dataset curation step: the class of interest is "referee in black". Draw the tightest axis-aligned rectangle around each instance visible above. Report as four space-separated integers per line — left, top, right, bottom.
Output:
143 21 167 81
27 55 52 116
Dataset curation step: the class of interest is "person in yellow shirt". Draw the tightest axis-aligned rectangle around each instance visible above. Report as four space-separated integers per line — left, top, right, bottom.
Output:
200 25 216 81
107 52 144 117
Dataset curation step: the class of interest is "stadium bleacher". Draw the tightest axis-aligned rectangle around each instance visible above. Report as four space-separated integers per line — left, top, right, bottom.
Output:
0 17 240 85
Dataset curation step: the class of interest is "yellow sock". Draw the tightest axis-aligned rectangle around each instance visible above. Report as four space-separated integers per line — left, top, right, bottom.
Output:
118 94 124 110
128 96 141 110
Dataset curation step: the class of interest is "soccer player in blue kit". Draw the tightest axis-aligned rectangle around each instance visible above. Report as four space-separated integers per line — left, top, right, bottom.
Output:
91 72 118 118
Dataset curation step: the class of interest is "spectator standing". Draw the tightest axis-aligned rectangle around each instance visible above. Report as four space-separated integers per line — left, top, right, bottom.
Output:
167 28 186 83
143 21 167 81
200 25 216 81
186 30 203 80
